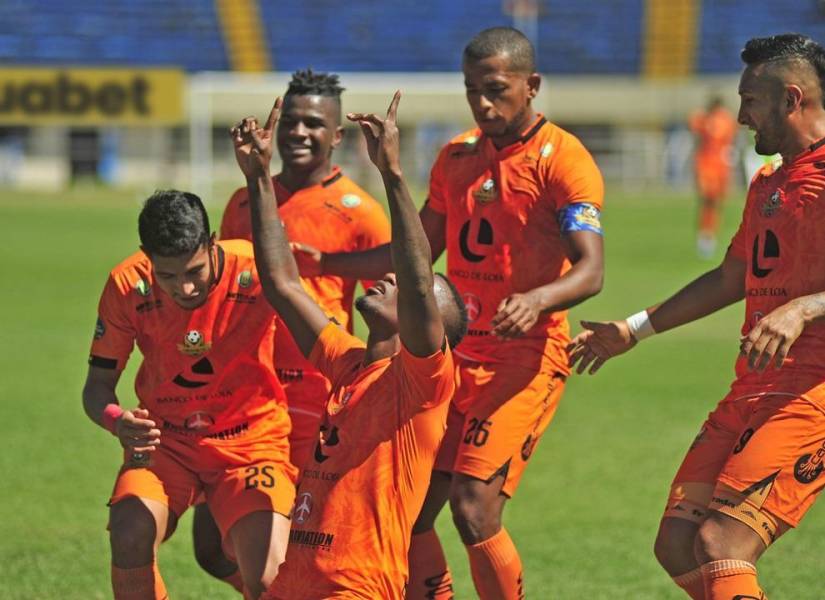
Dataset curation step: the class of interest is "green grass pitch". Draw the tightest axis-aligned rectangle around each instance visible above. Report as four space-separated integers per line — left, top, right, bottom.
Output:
1 184 824 599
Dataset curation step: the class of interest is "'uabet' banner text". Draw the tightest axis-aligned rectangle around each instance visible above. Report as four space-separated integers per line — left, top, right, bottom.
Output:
0 67 184 125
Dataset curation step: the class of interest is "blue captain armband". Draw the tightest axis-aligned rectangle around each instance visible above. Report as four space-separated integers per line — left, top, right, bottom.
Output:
558 202 603 235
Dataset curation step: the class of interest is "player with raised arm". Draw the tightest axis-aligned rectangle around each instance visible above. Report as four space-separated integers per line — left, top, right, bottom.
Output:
83 192 297 599
297 26 604 599
229 92 467 599
570 33 825 600
193 69 390 591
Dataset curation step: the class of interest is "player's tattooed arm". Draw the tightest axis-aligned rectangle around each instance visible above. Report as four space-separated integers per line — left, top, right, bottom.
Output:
348 91 446 356
740 292 825 372
492 228 603 339
83 366 161 451
231 99 332 357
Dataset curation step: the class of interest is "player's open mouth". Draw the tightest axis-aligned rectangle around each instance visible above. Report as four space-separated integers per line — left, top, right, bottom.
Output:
365 282 387 296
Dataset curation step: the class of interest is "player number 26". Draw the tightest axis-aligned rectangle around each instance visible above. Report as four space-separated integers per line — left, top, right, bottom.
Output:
463 418 492 447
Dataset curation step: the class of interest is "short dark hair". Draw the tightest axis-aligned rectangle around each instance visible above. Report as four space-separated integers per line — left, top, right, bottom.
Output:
741 33 825 104
463 26 536 73
286 68 345 99
435 273 468 349
138 190 211 257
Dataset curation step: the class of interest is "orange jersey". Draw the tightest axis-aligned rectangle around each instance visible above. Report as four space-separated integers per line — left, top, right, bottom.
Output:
271 324 456 599
220 167 390 374
90 240 290 448
729 140 825 383
689 107 738 172
427 116 604 375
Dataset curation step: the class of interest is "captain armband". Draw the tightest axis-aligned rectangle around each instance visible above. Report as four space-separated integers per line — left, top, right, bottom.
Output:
558 202 603 235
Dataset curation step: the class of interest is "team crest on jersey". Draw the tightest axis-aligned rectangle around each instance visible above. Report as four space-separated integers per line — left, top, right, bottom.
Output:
177 330 212 356
761 190 783 217
540 143 553 158
462 293 482 322
134 278 151 297
473 178 497 204
293 492 313 524
340 194 361 208
237 270 253 288
184 411 215 431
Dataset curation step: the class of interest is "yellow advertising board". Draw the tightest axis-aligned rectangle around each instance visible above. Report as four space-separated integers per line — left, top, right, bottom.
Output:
0 67 184 125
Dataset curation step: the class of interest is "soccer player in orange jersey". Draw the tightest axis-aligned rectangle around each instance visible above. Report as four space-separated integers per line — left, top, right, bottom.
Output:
689 96 739 258
193 69 390 590
83 191 298 599
304 26 605 599
570 33 825 600
230 92 467 599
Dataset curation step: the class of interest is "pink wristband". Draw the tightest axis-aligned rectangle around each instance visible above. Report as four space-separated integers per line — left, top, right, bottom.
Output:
102 403 124 435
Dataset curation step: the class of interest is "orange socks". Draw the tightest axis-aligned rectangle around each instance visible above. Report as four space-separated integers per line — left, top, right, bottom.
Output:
465 528 524 600
111 564 168 600
701 560 767 599
673 567 705 599
407 529 454 599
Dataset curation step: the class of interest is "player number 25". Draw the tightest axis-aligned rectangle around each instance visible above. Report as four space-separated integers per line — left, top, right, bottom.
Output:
244 465 277 489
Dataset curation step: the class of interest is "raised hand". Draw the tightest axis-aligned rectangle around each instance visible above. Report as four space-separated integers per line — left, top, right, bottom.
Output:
567 319 636 374
347 90 402 175
230 97 282 178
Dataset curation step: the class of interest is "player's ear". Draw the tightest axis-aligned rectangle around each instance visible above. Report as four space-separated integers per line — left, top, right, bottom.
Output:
332 125 345 149
785 84 803 113
527 72 541 100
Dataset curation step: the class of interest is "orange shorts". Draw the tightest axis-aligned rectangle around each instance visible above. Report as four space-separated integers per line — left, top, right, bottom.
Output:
281 370 329 472
696 165 730 201
665 383 825 537
434 358 564 497
110 424 297 539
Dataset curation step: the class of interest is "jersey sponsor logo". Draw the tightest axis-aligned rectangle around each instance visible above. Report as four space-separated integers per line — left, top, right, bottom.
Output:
313 425 340 463
134 278 151 297
472 178 497 204
177 330 211 356
226 291 256 304
747 287 787 297
340 193 361 208
276 367 303 383
462 293 481 322
322 200 354 224
301 468 340 482
760 190 783 217
289 529 334 551
184 411 215 431
237 270 253 288
172 357 214 388
794 443 825 484
458 217 494 262
136 299 162 313
293 492 313 524
751 230 780 278
94 317 106 339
